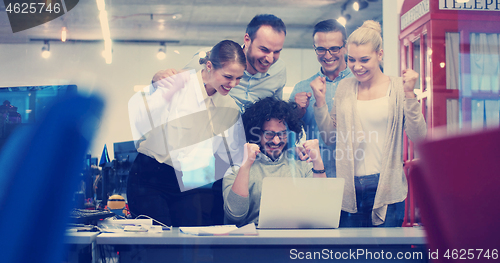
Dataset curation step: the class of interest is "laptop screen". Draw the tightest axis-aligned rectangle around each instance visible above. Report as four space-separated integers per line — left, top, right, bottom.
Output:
258 177 344 229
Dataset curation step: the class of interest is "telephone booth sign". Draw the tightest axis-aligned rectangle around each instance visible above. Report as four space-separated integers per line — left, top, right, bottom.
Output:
399 0 500 226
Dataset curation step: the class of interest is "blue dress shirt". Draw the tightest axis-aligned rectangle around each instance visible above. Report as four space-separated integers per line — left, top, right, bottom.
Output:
231 59 286 111
289 67 352 178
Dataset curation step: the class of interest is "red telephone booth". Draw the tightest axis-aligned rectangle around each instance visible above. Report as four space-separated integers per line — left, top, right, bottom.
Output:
399 0 500 226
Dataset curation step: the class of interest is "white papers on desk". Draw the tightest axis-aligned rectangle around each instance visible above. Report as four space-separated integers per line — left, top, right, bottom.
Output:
179 223 258 236
98 218 166 233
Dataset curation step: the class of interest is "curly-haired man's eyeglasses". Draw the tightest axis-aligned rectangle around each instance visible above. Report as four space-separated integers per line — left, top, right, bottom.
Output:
262 130 288 141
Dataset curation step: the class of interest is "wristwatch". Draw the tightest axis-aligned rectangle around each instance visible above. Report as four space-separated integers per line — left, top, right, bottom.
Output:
312 168 326 174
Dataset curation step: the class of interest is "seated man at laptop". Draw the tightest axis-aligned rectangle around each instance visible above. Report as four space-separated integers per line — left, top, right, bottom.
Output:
223 97 326 226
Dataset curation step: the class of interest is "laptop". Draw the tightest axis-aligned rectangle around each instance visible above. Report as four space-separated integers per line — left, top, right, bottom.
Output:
258 177 344 229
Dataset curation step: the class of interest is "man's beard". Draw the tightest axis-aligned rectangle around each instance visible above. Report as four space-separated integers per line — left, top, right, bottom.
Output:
262 141 286 161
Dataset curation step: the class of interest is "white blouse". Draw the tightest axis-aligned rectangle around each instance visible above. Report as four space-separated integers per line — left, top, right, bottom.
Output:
354 87 390 176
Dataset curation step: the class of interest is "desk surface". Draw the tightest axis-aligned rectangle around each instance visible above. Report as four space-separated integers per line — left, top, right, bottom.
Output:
65 231 99 245
97 227 426 246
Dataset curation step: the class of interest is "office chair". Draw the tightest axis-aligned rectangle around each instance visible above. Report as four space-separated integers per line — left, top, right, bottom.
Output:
412 128 500 263
0 94 104 263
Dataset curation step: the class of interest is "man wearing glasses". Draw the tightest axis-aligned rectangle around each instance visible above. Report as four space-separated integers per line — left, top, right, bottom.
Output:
289 19 353 178
223 97 326 226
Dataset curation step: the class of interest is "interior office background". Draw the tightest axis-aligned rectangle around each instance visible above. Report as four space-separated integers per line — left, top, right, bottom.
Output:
0 0 403 160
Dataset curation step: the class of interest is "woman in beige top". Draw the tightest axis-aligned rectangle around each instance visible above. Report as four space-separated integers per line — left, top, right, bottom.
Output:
311 21 427 227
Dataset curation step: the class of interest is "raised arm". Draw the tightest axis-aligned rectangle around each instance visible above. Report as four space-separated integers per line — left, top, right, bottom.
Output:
222 143 260 224
293 92 312 119
302 139 326 178
311 76 337 145
151 68 190 102
402 69 427 141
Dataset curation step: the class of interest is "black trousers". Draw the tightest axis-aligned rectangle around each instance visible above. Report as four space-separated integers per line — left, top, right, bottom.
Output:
126 153 224 227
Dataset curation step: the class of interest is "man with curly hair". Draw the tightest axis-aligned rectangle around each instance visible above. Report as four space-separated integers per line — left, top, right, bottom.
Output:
222 97 326 226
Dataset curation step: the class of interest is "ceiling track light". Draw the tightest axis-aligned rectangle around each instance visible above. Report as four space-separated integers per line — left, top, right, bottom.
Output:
353 1 359 11
339 1 350 26
359 0 369 10
172 13 182 20
41 40 50 59
337 14 350 27
148 13 183 21
157 42 166 60
352 0 369 11
96 0 105 11
61 27 67 42
339 0 367 26
97 0 112 64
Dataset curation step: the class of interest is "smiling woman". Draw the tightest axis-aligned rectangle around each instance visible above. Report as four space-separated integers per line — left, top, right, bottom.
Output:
126 39 248 227
311 20 427 228
199 40 247 96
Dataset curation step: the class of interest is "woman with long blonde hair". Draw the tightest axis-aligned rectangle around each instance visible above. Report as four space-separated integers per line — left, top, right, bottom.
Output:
311 20 427 227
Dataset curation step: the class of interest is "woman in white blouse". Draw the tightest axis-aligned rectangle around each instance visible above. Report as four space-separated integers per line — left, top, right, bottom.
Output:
127 40 247 227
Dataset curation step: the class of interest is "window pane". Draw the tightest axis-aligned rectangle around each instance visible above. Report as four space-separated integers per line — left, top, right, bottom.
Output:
468 33 500 130
413 39 421 90
424 34 430 92
406 45 411 70
447 99 460 133
470 33 500 92
445 32 460 90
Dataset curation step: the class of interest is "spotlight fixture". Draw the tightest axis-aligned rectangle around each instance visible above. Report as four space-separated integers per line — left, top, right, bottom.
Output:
353 0 369 11
337 16 347 27
353 1 359 11
41 41 50 59
339 1 355 26
172 13 182 20
97 0 112 64
61 27 67 42
157 42 166 60
96 0 105 11
199 51 207 59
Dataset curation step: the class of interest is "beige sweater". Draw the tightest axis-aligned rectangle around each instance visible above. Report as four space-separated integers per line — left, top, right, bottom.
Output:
314 76 427 225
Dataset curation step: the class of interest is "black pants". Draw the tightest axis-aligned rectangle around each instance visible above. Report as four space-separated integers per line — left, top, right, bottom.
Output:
126 153 224 227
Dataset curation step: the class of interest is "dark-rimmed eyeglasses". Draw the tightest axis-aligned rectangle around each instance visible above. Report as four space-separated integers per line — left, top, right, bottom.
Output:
263 130 287 141
314 44 345 56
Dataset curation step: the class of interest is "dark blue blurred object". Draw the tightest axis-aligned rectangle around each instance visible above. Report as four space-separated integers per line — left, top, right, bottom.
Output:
99 144 110 167
0 94 104 263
